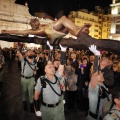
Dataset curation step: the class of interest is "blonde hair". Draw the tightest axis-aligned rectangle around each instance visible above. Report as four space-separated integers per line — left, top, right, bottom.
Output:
113 61 120 72
117 62 120 72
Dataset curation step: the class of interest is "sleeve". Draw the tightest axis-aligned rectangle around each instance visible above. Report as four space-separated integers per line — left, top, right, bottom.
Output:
55 70 62 79
35 78 42 92
20 56 24 62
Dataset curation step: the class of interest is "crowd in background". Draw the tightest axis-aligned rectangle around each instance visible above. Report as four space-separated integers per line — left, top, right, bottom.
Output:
0 44 120 120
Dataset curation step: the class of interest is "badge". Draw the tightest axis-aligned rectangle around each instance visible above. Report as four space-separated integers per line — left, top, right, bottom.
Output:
111 113 118 119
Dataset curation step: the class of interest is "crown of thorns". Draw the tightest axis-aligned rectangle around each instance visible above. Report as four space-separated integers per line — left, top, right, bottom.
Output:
30 17 40 24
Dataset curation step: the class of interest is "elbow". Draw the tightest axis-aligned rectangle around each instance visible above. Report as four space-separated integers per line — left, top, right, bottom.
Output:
34 90 40 100
34 94 39 100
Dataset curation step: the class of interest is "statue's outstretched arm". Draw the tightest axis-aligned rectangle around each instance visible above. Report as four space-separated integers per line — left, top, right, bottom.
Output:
1 28 46 37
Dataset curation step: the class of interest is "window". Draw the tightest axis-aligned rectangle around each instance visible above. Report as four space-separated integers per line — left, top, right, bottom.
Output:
94 29 98 32
99 16 102 19
116 25 120 34
95 25 98 27
104 24 107 26
94 35 98 37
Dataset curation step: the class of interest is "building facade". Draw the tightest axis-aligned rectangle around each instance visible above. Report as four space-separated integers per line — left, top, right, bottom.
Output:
68 9 111 40
110 0 120 40
0 0 32 48
0 0 117 48
0 0 53 48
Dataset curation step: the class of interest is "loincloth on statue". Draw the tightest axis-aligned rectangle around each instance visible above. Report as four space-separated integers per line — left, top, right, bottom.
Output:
44 24 66 39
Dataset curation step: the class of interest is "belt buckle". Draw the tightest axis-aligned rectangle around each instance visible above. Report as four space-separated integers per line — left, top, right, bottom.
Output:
26 76 32 79
53 104 56 107
46 104 48 107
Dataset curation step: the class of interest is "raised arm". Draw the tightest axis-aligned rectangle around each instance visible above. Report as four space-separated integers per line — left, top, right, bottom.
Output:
1 29 32 36
90 71 104 89
34 87 42 117
46 41 54 63
1 28 46 37
89 45 100 73
57 44 67 76
16 50 23 60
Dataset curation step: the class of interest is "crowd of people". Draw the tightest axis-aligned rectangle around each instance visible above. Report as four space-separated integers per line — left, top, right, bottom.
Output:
0 43 120 120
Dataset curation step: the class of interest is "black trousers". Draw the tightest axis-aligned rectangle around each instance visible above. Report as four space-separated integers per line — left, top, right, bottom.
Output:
65 90 77 109
76 88 89 111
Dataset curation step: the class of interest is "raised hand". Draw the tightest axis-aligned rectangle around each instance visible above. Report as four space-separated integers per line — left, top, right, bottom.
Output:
46 41 53 50
89 45 100 56
59 44 67 52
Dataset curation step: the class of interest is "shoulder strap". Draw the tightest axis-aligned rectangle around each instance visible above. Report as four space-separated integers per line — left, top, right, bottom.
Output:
40 76 45 101
25 58 36 71
96 85 111 114
100 85 110 101
22 58 27 74
40 75 62 97
109 102 114 111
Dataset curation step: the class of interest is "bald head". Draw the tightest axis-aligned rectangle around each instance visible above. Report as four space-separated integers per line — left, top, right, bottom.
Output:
45 63 55 75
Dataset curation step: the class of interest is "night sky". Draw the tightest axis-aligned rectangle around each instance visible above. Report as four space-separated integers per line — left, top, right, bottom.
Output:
15 0 112 18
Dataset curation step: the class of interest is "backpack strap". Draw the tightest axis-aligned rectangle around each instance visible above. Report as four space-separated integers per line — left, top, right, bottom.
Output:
100 85 110 101
109 102 115 111
40 76 46 102
22 58 27 74
96 85 110 114
40 75 63 97
24 58 36 71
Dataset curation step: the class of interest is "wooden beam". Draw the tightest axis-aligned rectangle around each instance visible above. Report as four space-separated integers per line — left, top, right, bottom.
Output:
0 33 120 54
